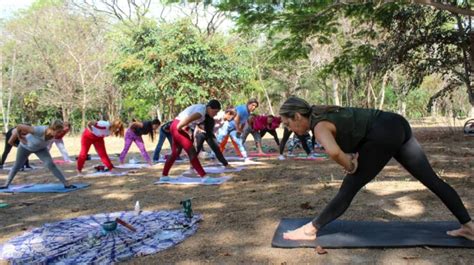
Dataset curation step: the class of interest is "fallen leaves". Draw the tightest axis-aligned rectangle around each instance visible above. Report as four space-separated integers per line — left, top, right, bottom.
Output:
315 246 328 255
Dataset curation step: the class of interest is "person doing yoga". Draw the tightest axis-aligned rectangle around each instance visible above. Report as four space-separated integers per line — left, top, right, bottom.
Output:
77 119 124 174
195 113 232 167
119 118 161 165
0 120 74 189
0 127 31 170
161 100 222 179
278 96 474 241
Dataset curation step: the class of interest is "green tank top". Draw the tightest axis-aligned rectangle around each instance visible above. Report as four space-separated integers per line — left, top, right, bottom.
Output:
312 107 381 153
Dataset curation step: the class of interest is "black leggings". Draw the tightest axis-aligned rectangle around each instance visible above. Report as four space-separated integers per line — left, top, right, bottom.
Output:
312 112 471 229
1 129 30 167
195 132 229 167
279 127 312 155
260 129 280 146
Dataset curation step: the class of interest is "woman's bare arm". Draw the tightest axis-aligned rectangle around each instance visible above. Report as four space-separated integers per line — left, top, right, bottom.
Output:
314 121 357 172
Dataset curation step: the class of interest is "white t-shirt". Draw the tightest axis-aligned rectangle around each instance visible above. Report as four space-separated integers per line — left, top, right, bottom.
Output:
20 126 51 152
91 120 110 137
177 104 206 129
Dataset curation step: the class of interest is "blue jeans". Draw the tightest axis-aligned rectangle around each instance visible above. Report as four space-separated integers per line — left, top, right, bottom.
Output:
227 130 248 158
153 128 172 161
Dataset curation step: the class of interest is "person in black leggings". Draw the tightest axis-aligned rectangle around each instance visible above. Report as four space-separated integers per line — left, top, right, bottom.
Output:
195 114 231 167
278 96 474 241
0 128 31 170
278 127 313 159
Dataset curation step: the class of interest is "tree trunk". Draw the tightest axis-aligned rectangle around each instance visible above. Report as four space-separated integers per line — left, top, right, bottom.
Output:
1 49 16 132
61 107 70 122
430 99 438 117
366 84 371 108
378 72 388 110
332 77 340 106
455 15 474 115
468 31 474 113
156 105 162 121
398 99 406 116
0 50 4 132
257 67 274 115
346 78 351 106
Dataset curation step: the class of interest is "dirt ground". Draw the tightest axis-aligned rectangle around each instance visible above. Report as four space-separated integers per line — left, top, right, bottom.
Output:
0 125 473 264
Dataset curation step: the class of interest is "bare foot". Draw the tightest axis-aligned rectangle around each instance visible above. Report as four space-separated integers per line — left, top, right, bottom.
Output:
283 223 317 241
447 221 474 240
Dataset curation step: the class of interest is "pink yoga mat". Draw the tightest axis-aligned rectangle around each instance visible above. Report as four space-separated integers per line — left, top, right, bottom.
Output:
54 160 73 164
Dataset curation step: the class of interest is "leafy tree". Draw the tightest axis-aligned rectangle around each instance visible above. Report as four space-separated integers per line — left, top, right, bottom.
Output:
111 19 254 119
214 1 473 115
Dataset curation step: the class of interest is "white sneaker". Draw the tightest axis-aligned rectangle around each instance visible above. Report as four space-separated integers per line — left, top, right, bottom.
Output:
278 155 285 160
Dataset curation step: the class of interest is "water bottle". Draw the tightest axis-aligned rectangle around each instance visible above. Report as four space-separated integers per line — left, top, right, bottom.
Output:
134 201 140 215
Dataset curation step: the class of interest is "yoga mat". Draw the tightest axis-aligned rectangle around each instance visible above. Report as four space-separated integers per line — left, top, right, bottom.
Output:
248 152 279 157
185 166 242 174
0 210 201 264
224 156 246 161
115 163 150 169
0 183 89 193
82 171 128 177
229 160 264 167
155 158 189 163
53 159 73 164
155 176 231 185
272 218 474 248
293 156 327 161
1 166 43 171
89 155 101 160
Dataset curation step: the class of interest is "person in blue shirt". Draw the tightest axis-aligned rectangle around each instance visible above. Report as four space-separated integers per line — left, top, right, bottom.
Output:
217 99 259 160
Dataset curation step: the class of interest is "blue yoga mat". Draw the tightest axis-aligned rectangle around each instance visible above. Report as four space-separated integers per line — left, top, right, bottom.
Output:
0 183 90 193
272 218 474 248
155 176 231 185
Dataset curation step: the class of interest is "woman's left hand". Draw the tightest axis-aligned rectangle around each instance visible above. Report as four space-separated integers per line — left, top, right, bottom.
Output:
344 152 359 174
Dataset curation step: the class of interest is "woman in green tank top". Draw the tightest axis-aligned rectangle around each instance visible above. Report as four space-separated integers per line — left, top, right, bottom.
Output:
278 96 474 242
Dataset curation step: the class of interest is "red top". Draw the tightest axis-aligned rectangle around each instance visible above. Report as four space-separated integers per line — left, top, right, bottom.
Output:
252 115 281 130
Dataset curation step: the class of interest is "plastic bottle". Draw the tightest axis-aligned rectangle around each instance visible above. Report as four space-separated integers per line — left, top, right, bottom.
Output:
134 201 140 215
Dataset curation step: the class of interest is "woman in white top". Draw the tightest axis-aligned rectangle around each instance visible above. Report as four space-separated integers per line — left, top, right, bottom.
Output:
0 120 74 189
162 100 221 179
76 119 124 174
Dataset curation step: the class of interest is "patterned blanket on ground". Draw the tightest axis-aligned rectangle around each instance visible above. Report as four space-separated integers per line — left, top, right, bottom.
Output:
0 210 201 264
